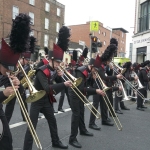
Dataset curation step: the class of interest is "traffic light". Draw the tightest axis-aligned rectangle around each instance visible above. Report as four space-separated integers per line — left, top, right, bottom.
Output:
91 36 98 53
97 42 102 47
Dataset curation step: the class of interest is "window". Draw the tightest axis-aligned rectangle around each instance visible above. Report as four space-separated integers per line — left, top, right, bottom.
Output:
103 32 106 36
56 23 60 32
45 18 49 29
12 6 19 19
30 30 34 36
29 0 35 6
139 1 150 32
57 8 61 16
122 32 124 38
103 41 106 45
45 3 50 12
56 37 58 44
99 30 101 34
44 35 49 47
29 12 34 25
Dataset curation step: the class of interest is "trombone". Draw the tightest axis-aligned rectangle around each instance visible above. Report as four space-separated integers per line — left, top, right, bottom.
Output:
58 65 101 119
112 62 145 100
6 72 42 150
3 68 36 104
3 61 46 104
94 71 123 131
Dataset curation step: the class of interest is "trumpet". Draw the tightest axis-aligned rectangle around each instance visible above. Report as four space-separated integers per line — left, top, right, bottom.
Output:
112 62 145 100
6 72 42 150
94 71 123 131
58 65 101 119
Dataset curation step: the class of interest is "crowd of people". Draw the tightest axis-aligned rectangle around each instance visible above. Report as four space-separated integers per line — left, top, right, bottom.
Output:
0 13 149 150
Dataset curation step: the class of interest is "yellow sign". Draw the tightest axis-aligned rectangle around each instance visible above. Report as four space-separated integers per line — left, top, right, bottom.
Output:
90 21 99 31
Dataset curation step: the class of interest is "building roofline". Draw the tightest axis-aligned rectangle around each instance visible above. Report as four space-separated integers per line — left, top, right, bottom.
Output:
112 28 129 33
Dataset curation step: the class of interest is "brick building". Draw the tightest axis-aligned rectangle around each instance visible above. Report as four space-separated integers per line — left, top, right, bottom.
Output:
69 22 128 57
0 0 65 60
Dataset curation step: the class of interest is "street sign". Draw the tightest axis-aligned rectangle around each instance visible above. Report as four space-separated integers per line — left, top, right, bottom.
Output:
90 21 99 31
79 40 85 46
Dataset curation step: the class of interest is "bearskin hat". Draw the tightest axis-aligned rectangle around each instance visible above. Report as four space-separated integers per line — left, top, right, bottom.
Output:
123 62 132 69
101 44 117 62
82 47 88 58
9 13 31 53
140 60 150 67
110 38 118 47
57 26 70 52
73 50 78 61
44 47 49 55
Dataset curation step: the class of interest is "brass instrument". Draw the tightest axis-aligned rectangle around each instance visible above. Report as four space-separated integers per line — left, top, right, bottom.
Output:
18 61 46 103
94 71 123 131
115 79 130 101
58 65 101 119
112 62 145 100
131 71 144 90
6 72 42 150
3 69 37 104
3 61 46 104
111 62 126 74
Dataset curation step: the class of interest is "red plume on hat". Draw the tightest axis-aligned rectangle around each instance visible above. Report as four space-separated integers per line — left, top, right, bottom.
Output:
0 38 20 69
52 43 64 62
94 55 102 68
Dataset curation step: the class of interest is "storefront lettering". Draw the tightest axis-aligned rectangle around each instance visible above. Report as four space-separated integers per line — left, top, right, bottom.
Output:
134 37 150 44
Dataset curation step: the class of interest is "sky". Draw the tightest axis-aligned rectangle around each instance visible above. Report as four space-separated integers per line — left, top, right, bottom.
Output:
57 0 136 57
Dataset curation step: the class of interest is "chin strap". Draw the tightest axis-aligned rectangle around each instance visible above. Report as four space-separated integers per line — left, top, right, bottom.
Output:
51 57 54 69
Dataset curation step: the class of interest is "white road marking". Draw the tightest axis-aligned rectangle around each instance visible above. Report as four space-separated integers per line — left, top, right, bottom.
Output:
10 102 92 129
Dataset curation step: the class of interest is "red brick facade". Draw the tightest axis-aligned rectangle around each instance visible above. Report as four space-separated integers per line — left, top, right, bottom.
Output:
69 22 127 56
0 0 65 50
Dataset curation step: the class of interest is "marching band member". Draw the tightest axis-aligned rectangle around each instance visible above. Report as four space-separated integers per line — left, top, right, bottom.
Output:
137 61 150 111
5 36 36 123
23 25 71 150
114 62 134 114
0 13 31 150
89 41 123 130
68 56 105 148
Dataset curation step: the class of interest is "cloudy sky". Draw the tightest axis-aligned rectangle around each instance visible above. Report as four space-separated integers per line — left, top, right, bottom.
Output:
57 0 136 56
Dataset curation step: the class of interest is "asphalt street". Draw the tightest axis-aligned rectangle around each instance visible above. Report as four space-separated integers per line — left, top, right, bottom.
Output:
2 93 150 150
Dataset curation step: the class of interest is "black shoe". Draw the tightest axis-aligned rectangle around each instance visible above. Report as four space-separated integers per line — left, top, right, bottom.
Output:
121 106 130 110
102 121 114 126
89 124 101 130
58 108 65 112
52 141 68 149
109 113 117 117
80 130 93 136
107 118 111 122
115 110 123 114
136 107 144 111
141 105 147 109
69 140 82 148
53 110 58 113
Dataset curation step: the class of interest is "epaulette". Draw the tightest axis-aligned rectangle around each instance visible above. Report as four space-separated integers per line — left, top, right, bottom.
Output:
36 65 50 78
76 65 88 78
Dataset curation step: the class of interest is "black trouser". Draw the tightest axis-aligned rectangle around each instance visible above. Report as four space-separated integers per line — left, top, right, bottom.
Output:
89 94 108 126
68 88 87 142
5 91 28 123
23 96 59 150
126 89 131 96
0 109 13 150
114 93 124 110
137 88 146 108
58 87 70 110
